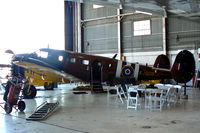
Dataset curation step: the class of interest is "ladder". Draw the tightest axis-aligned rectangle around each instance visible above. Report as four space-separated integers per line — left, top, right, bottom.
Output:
92 80 104 93
26 101 59 121
90 66 104 93
194 70 200 88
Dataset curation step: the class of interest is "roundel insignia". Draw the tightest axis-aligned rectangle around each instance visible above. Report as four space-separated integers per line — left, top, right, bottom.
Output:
121 65 134 77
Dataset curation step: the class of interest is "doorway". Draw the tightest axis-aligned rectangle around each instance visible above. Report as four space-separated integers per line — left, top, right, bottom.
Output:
91 61 102 81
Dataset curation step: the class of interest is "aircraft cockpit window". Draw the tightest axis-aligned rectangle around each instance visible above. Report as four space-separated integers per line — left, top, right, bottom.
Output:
36 50 48 58
58 56 63 61
70 58 76 63
80 60 89 65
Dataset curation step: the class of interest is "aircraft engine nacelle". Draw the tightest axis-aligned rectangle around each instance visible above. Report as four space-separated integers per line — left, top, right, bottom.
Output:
171 50 195 83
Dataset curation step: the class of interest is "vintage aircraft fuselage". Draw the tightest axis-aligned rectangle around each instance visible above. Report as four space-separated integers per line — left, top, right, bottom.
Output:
12 48 195 86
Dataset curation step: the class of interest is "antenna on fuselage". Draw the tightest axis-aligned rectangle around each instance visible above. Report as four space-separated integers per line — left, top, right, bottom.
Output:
112 54 118 59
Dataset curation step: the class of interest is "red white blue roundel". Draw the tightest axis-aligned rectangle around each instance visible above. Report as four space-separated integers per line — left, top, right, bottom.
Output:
122 65 134 77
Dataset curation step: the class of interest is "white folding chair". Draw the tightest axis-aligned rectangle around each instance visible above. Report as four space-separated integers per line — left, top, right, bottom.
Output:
173 85 183 100
167 87 178 105
119 85 127 100
107 85 124 104
145 89 164 112
127 88 141 110
154 83 164 88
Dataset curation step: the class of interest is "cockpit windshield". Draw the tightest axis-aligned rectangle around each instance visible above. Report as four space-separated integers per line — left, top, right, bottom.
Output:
35 50 48 58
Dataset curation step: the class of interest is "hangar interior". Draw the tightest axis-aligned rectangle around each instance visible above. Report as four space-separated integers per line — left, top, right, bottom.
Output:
0 0 200 133
65 0 200 68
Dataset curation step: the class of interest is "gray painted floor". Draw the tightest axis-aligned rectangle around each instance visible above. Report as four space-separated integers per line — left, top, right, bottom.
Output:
0 84 200 133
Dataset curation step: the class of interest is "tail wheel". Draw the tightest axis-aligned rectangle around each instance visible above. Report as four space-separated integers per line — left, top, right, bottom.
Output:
23 85 37 99
18 101 26 112
4 102 12 114
44 82 54 90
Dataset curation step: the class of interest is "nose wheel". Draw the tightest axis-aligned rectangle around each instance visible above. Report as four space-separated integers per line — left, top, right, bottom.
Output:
18 101 26 112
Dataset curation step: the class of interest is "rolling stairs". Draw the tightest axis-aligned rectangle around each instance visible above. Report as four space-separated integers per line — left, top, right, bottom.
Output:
26 101 59 121
91 80 104 93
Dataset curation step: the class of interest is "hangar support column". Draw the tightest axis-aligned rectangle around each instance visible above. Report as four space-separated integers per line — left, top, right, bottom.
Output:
117 9 122 60
65 1 74 51
77 2 82 53
163 7 167 55
74 2 82 53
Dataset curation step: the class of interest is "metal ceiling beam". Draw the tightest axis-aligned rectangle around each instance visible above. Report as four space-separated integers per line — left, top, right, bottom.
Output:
65 0 165 17
65 0 200 20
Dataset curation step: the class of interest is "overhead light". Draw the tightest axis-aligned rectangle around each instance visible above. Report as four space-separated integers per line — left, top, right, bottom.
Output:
135 10 152 15
119 4 123 9
168 9 186 14
93 4 104 9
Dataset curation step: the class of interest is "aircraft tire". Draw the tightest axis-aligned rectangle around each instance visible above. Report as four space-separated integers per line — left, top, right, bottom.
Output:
23 85 37 99
4 102 12 114
44 82 54 90
18 101 26 112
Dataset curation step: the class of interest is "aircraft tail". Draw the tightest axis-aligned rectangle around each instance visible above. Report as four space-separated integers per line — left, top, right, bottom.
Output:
153 54 170 69
171 50 195 83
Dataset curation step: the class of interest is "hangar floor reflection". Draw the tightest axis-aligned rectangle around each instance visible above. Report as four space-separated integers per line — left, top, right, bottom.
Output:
0 83 200 133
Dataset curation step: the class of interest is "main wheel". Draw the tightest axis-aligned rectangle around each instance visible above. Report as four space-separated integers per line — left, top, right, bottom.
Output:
23 85 37 99
4 102 12 114
18 101 26 112
44 82 54 90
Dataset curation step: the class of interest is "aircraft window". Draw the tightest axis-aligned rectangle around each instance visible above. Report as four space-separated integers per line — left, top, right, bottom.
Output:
58 56 63 61
36 50 48 58
80 60 89 65
109 64 112 68
70 58 76 63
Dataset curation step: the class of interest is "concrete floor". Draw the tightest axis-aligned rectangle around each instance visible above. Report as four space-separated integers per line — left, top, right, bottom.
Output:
0 84 200 133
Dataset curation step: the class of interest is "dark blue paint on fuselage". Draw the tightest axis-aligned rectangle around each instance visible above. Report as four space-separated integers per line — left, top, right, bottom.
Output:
13 48 70 72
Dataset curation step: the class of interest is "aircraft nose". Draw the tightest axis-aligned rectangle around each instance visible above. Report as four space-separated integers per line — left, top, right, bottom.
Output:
12 54 26 62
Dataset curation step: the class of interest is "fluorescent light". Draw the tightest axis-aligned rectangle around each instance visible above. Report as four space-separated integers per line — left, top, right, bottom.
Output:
93 4 104 9
135 10 152 15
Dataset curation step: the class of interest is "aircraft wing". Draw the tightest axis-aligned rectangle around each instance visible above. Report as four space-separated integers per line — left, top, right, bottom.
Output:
12 58 82 82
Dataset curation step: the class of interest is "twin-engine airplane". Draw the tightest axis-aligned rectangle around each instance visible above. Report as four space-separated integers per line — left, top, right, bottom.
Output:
11 48 195 98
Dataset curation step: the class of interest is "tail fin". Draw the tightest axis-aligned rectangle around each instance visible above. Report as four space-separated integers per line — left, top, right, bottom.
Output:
154 54 170 69
171 50 195 83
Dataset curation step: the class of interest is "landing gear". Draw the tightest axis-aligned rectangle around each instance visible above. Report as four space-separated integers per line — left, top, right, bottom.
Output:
182 83 188 99
44 82 54 90
18 101 26 112
23 85 37 99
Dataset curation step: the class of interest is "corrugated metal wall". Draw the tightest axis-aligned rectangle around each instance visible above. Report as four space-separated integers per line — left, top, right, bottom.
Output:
83 4 118 54
168 17 200 51
82 3 200 65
